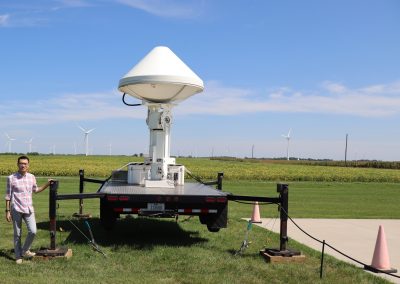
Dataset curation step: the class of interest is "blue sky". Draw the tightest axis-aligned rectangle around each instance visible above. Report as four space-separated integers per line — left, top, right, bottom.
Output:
1 0 399 160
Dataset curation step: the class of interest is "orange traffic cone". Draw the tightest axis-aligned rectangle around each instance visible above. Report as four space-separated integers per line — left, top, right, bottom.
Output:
250 201 262 223
365 225 397 273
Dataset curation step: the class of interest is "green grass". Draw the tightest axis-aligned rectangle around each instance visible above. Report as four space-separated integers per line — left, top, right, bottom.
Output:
226 181 400 219
0 177 394 283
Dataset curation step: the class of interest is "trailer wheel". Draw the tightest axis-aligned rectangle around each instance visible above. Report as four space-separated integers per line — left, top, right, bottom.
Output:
100 199 117 231
199 215 207 224
207 225 220 233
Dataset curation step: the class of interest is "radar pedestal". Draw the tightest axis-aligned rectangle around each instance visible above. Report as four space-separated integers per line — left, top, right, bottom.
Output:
144 103 174 188
118 46 204 188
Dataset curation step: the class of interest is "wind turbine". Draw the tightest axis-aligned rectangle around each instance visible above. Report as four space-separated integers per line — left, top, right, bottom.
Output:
25 137 33 153
78 125 95 156
281 128 292 161
4 133 16 153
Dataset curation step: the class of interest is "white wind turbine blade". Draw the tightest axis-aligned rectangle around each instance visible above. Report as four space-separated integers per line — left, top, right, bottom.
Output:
78 125 87 132
4 132 15 140
86 128 95 134
287 128 292 138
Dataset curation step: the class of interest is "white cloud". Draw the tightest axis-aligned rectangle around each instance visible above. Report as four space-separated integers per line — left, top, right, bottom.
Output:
1 80 400 128
116 0 202 18
0 91 146 127
0 1 92 27
176 80 400 117
321 81 347 94
0 14 10 27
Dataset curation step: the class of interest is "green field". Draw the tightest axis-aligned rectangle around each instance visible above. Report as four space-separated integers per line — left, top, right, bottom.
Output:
1 154 400 182
0 155 398 283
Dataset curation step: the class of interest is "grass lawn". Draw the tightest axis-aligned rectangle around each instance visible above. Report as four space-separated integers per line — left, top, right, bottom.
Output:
0 176 396 283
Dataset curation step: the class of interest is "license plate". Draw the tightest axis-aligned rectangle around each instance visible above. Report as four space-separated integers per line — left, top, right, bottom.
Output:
147 203 165 211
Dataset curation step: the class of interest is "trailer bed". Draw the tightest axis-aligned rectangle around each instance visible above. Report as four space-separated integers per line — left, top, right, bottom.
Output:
99 180 228 197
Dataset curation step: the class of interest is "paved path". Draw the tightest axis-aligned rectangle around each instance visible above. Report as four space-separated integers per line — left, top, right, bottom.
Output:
252 218 400 284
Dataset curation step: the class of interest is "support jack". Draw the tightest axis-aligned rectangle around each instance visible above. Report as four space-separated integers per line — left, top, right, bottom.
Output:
260 184 305 263
35 181 72 259
72 169 93 219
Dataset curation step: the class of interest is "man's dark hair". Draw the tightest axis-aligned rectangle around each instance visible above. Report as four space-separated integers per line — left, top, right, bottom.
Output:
18 155 30 163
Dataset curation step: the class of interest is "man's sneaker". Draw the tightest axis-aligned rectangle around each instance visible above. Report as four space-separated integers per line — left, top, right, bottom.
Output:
23 250 36 258
16 259 23 264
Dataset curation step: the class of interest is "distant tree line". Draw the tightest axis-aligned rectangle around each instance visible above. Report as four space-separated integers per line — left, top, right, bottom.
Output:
210 156 400 170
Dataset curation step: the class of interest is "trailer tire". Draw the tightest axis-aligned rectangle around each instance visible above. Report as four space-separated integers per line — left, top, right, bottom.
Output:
207 226 220 233
100 199 117 231
199 215 207 224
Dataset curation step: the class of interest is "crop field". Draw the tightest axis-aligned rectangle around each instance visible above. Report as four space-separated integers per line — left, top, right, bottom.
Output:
0 154 400 182
0 154 398 283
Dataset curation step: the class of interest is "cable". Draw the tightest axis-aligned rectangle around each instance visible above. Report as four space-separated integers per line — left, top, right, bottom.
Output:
235 220 253 256
84 221 107 257
232 200 278 206
279 206 400 279
67 218 92 243
122 93 141 106
185 168 205 184
67 218 107 257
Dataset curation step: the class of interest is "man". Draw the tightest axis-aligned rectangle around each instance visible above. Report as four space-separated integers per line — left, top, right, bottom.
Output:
5 155 52 264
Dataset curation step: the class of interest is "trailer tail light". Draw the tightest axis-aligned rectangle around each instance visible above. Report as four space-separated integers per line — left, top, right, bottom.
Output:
206 197 227 203
119 196 129 201
107 196 118 201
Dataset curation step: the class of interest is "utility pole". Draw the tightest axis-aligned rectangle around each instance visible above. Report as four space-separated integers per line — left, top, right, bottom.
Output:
345 134 348 166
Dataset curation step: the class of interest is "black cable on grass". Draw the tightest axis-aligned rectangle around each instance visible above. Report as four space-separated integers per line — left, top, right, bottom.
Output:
67 218 107 257
279 206 400 279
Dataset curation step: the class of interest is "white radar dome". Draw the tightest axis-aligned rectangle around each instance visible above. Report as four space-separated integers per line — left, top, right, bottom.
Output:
118 46 204 103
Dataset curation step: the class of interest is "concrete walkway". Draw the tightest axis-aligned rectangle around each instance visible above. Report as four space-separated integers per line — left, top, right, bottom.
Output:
253 218 400 284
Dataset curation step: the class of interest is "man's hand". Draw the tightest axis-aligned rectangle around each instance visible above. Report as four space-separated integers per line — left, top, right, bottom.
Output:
6 211 11 222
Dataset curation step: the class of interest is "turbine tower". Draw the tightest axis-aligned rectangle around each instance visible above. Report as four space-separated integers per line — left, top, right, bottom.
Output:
78 126 95 156
281 128 291 161
5 133 16 153
25 137 33 153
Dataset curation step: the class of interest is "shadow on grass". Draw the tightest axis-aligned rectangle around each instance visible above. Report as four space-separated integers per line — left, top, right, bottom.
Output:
37 216 208 250
0 249 15 261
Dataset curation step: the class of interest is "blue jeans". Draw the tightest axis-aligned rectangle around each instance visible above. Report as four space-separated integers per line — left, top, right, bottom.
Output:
11 208 37 259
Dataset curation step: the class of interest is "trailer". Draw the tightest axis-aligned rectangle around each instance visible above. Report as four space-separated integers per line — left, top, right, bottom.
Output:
96 170 227 232
75 46 232 231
